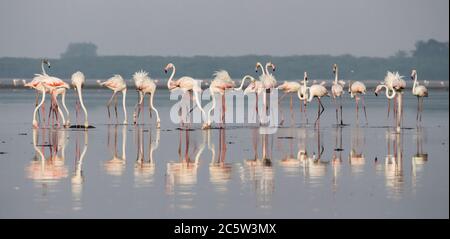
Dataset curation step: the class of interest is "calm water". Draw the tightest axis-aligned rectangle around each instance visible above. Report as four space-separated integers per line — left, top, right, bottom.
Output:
0 88 448 218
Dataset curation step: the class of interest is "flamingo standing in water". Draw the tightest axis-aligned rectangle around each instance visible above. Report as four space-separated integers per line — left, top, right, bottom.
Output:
164 63 207 128
203 70 235 129
71 71 89 128
236 75 264 119
132 70 160 128
276 78 301 126
26 74 70 128
97 75 128 124
348 80 368 125
411 69 428 124
331 64 346 125
257 62 276 112
307 78 329 127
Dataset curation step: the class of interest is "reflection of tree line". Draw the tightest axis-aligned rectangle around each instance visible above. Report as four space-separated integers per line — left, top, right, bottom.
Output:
27 125 429 208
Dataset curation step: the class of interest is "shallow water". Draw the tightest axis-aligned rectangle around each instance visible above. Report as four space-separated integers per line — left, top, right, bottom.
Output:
0 88 448 218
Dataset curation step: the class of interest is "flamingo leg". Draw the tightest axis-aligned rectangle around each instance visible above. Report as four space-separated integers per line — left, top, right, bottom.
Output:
419 97 423 123
339 97 343 125
361 95 368 125
106 92 117 122
114 94 118 123
290 94 294 126
355 96 359 124
333 96 338 125
387 99 391 119
278 93 287 126
35 92 41 123
416 97 420 123
304 99 308 124
222 94 225 127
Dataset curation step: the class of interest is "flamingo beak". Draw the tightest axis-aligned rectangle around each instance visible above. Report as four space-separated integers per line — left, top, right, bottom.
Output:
164 69 167 74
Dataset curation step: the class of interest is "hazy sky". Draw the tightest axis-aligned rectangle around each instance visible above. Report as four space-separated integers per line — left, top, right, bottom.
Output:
0 0 448 58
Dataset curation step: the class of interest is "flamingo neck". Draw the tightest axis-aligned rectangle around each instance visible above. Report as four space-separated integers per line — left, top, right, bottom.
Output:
265 63 272 75
334 69 338 83
41 61 47 75
167 67 176 89
236 75 252 90
256 63 266 76
412 74 418 93
381 85 396 99
122 89 127 124
207 89 216 125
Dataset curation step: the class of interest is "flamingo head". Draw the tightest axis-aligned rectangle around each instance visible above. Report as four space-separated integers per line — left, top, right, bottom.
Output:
332 64 337 74
42 59 50 68
164 63 174 73
411 68 417 80
304 72 308 81
255 62 262 72
374 85 383 96
269 62 276 72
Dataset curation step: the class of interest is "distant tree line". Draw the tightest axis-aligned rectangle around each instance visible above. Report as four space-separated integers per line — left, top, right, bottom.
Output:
0 39 448 81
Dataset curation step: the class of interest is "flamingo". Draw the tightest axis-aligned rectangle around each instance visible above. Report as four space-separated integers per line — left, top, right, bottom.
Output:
132 70 160 128
203 70 236 129
307 78 329 127
37 59 71 127
236 75 264 121
379 71 406 131
97 75 128 124
411 69 428 123
348 80 368 125
297 72 309 124
71 71 89 128
164 63 207 128
258 62 276 112
331 64 346 125
26 73 70 128
276 79 301 126
25 59 51 124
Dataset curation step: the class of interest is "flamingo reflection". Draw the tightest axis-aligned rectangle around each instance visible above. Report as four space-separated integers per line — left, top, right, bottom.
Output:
166 129 205 209
241 128 274 208
384 129 404 200
71 130 88 210
331 126 344 192
412 127 427 193
208 129 232 193
103 125 127 176
301 128 328 186
348 126 365 176
134 126 160 188
26 129 69 194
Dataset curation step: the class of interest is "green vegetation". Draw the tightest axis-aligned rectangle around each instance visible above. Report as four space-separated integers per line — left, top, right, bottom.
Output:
0 39 447 81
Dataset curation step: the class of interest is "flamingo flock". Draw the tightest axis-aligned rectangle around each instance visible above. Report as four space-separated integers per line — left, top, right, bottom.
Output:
25 60 428 130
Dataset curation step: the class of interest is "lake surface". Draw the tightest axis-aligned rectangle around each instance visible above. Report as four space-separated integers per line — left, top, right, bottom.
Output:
0 88 448 218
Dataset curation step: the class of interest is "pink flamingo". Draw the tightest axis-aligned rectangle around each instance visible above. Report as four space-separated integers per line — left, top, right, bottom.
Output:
97 75 128 124
331 64 346 125
203 70 236 129
164 63 207 127
132 70 160 128
71 71 89 128
348 80 368 125
26 74 70 128
307 79 328 127
411 69 428 124
276 79 301 126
